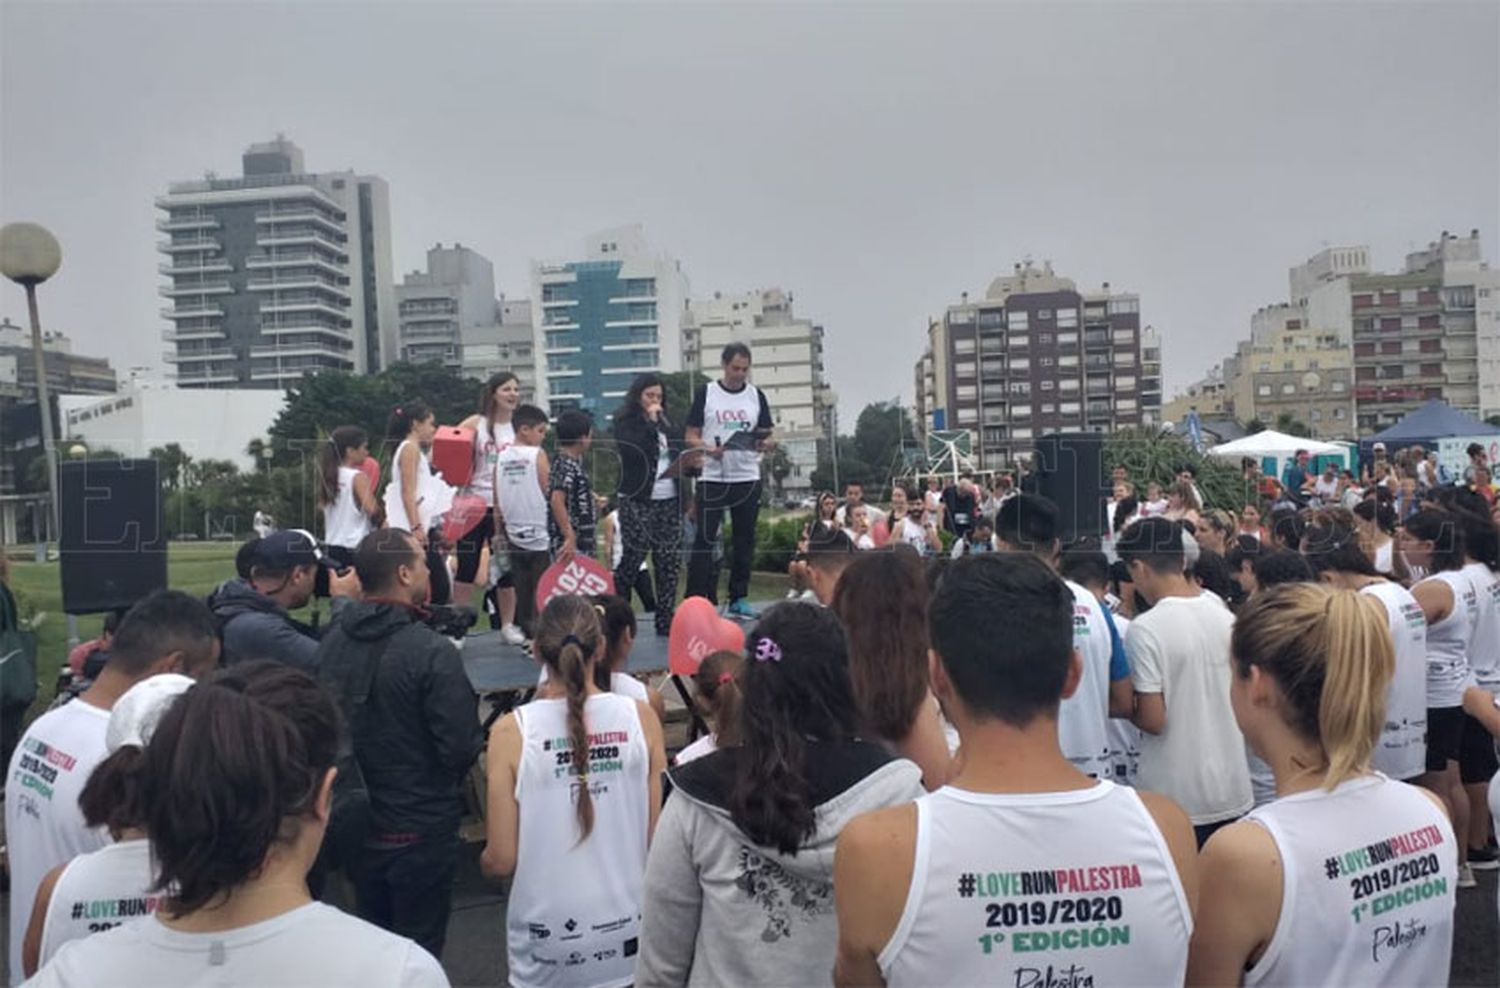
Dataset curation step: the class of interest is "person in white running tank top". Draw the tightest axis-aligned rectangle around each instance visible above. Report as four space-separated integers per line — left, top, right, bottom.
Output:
1301 509 1428 782
317 426 379 568
834 554 1199 988
482 596 666 988
1446 497 1500 872
1400 506 1477 882
26 662 448 988
996 496 1134 782
1188 583 1457 987
22 674 195 977
455 373 519 611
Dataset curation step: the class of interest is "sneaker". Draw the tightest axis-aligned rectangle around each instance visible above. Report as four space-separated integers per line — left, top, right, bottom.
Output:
1457 863 1477 889
500 624 527 646
1468 845 1500 871
799 589 817 601
726 599 760 620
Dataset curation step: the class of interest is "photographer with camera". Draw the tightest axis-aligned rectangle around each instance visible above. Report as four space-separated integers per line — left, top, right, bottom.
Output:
315 527 483 961
207 529 359 673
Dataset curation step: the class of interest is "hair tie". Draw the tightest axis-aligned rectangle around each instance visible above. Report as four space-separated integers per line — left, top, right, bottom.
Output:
395 406 403 415
717 671 735 685
562 634 584 650
594 604 606 616
752 637 782 663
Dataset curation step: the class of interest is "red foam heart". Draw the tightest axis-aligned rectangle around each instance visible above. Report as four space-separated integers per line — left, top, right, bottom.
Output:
669 596 746 676
441 493 489 545
357 456 381 490
535 554 616 612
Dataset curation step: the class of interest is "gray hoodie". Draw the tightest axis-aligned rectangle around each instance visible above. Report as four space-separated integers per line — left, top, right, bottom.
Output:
637 741 923 987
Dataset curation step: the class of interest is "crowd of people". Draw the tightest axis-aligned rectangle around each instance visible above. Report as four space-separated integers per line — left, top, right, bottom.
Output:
5 350 1500 986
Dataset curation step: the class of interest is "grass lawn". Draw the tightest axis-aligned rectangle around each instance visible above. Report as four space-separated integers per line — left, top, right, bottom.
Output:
6 542 787 718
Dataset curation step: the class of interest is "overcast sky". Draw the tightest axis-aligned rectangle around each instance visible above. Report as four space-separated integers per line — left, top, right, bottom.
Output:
3 1 1497 415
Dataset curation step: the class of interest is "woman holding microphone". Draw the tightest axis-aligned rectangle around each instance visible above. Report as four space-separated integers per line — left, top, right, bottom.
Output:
613 374 694 637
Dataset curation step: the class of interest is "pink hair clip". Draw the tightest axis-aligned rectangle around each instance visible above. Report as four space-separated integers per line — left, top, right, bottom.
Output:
753 637 782 663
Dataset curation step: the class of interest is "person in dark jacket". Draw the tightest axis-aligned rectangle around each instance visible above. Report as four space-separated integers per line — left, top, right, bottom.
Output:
206 530 356 673
612 373 697 636
315 527 483 960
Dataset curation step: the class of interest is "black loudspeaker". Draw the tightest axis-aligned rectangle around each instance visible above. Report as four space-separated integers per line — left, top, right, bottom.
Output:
1031 432 1107 543
59 459 168 614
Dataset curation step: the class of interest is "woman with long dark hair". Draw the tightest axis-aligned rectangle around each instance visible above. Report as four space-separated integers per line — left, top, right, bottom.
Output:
24 662 448 986
316 425 378 570
612 374 692 636
456 372 521 615
830 550 953 789
637 602 923 985
382 401 452 605
1187 583 1457 986
1399 506 1475 886
483 595 664 988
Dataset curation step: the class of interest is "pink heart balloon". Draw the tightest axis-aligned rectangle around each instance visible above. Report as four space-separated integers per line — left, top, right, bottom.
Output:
669 596 746 676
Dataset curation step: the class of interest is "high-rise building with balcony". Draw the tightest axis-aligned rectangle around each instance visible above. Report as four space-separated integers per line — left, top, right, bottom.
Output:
912 261 1161 470
1351 229 1500 432
684 288 833 494
530 225 688 418
156 137 397 388
461 296 537 402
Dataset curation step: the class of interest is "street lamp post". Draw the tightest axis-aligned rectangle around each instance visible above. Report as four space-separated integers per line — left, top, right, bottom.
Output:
1 222 78 646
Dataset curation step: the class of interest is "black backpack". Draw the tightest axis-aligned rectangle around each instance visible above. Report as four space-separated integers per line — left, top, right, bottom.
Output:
322 634 394 871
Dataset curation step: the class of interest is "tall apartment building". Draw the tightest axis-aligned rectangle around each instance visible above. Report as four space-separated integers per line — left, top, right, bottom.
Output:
1351 230 1500 432
0 318 118 496
684 288 833 493
397 244 496 368
1228 314 1353 438
461 297 537 402
912 261 1162 470
156 137 397 388
530 225 688 418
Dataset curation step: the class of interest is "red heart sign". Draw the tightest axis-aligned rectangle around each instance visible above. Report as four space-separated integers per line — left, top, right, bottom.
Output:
535 555 616 612
358 456 381 490
668 596 746 676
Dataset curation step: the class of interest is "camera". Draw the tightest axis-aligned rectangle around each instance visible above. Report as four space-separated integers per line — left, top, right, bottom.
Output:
425 603 478 638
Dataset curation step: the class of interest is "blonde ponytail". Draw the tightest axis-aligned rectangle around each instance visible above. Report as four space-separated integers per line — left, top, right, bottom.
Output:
1231 583 1393 789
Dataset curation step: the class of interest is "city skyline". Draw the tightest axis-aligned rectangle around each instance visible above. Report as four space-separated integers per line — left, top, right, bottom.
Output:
2 1 1496 415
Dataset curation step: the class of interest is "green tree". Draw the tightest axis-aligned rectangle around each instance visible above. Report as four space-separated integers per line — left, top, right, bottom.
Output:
1104 427 1251 511
1273 412 1310 438
765 445 793 499
149 443 192 491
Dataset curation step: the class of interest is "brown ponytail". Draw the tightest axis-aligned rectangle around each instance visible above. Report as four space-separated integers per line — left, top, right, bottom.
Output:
534 595 605 843
1231 582 1393 789
693 650 744 747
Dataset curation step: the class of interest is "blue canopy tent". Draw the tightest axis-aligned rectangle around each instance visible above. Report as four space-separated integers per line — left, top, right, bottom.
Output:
1367 400 1500 449
1364 400 1500 481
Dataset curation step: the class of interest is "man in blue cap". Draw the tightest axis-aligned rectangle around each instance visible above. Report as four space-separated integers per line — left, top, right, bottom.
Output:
207 529 359 672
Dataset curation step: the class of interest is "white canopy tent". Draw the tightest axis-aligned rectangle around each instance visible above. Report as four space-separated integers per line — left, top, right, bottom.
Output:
1207 430 1344 461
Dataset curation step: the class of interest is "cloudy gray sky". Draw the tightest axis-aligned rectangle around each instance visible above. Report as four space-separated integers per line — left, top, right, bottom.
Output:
3 1 1497 414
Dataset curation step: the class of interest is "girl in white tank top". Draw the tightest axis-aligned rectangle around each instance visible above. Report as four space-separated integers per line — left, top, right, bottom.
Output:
318 426 378 552
27 675 195 977
1187 583 1457 987
482 596 665 988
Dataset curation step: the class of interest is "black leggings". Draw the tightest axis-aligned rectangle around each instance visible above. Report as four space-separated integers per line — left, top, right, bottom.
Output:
453 509 496 585
426 526 452 606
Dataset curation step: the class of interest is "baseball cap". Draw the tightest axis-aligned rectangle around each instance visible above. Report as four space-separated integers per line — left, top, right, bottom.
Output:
1373 442 1387 452
253 529 332 571
105 673 195 753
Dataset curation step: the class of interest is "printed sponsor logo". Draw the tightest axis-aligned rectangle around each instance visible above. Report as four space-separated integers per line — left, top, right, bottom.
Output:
591 916 632 934
593 949 618 962
1014 964 1095 988
565 951 587 967
1372 919 1428 963
528 922 551 941
623 937 639 958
